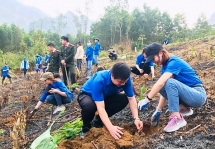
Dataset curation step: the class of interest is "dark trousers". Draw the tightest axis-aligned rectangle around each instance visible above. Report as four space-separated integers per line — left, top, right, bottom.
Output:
46 93 72 106
22 68 27 76
77 93 128 133
77 59 82 72
131 63 151 75
62 66 76 86
2 75 12 85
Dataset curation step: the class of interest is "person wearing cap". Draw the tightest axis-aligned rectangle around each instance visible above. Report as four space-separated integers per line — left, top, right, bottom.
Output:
130 48 155 79
77 62 143 139
35 55 40 73
60 36 76 86
93 37 101 66
75 41 84 73
85 40 94 79
138 42 206 133
1 62 12 85
46 43 60 74
31 72 74 114
20 57 29 77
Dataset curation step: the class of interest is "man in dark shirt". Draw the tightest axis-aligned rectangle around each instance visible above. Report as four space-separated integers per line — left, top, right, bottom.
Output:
60 36 76 86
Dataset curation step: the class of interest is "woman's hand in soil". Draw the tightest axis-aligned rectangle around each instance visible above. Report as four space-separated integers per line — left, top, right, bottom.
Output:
134 119 143 132
108 125 124 140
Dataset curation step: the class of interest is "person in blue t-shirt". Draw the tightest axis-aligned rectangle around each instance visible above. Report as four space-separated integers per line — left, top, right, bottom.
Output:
20 57 29 77
138 42 206 133
30 72 74 115
131 48 155 79
78 62 143 139
1 62 12 85
93 37 101 66
85 40 94 79
35 55 40 73
163 38 169 45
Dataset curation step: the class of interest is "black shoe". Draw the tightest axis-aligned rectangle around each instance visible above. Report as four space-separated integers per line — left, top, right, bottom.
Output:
91 115 104 128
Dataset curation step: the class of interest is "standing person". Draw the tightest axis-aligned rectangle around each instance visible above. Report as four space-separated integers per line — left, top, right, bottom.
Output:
20 57 29 77
130 48 155 79
31 72 74 114
85 40 94 79
38 54 43 70
46 43 60 74
60 36 76 86
138 42 207 132
1 62 12 85
44 52 50 65
75 41 84 73
35 55 40 73
78 62 143 139
93 37 100 66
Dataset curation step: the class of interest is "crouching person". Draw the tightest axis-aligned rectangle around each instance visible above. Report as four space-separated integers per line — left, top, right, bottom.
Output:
78 62 143 139
138 43 206 132
31 72 74 115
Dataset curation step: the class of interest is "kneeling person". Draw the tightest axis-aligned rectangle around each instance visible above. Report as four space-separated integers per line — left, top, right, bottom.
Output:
78 62 143 139
31 72 74 114
131 48 155 79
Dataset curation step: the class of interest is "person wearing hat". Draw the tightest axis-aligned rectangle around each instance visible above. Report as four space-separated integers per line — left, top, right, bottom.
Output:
35 55 40 73
75 41 84 73
60 36 76 86
85 40 94 79
20 57 29 77
1 62 12 85
130 48 155 79
31 72 74 114
138 42 206 133
77 62 143 139
93 37 101 66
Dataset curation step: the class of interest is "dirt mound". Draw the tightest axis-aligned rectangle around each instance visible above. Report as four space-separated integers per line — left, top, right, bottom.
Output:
58 122 160 149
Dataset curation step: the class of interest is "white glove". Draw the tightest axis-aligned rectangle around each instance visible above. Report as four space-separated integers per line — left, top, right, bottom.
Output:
138 97 150 110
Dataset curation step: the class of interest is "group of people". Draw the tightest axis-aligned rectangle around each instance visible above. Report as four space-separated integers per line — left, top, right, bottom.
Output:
29 40 206 141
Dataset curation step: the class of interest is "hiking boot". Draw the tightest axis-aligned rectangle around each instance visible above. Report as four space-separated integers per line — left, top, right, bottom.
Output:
91 115 104 128
164 114 187 132
180 107 193 117
151 108 161 126
53 105 65 114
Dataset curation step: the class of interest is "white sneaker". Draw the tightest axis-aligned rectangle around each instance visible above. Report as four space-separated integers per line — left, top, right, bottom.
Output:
180 107 193 117
86 76 90 79
53 105 65 114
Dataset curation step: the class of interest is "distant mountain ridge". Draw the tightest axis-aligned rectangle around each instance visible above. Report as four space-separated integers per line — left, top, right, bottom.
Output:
0 0 49 30
0 0 94 35
209 12 215 25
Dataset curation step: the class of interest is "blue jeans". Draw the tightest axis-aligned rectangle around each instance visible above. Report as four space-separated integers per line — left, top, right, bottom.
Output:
93 55 98 64
160 78 206 112
86 60 92 77
46 93 72 106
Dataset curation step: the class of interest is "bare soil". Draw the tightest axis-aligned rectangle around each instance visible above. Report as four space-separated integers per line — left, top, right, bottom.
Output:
1 37 215 149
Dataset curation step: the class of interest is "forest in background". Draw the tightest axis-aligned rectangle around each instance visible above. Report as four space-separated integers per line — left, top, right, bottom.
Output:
0 0 215 70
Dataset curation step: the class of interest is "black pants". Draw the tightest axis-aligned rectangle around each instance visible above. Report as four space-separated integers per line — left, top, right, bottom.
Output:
109 54 117 60
77 59 82 72
131 62 151 75
62 66 76 86
77 93 128 133
22 68 27 76
2 75 12 84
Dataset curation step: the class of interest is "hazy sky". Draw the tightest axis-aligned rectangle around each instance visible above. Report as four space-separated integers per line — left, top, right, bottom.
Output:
18 0 214 27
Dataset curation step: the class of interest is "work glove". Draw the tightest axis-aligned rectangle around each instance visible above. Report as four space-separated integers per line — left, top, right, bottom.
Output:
138 97 150 110
151 107 162 126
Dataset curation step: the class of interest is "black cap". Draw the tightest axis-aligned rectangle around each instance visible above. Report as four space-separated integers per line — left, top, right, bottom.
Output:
145 42 163 63
76 41 82 44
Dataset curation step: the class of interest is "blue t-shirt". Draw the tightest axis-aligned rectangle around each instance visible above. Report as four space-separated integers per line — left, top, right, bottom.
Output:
1 66 9 77
136 54 154 67
81 70 134 101
39 80 74 102
161 56 202 87
85 46 94 61
94 42 101 55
